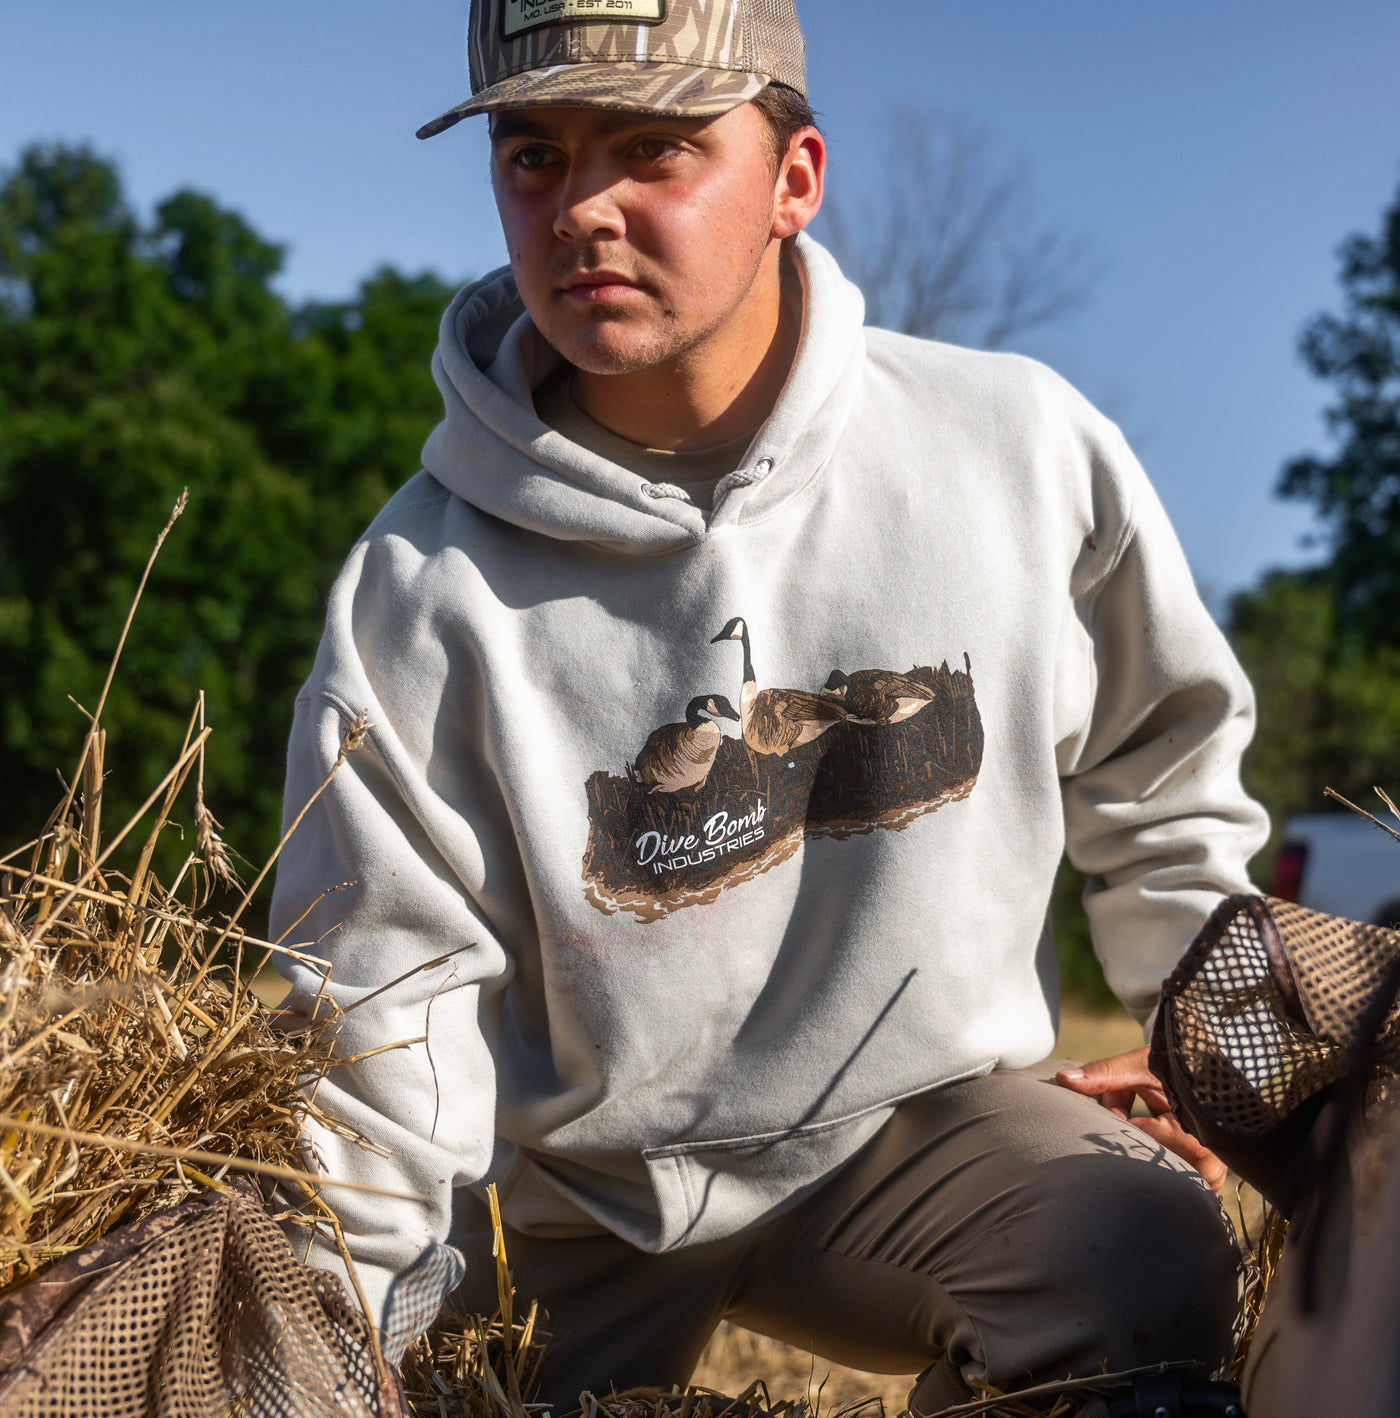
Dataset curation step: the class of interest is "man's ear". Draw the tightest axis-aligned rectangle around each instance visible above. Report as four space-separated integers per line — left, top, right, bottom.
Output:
772 127 825 241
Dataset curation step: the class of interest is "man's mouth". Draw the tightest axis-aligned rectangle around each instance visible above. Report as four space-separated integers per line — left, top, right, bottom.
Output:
558 271 646 304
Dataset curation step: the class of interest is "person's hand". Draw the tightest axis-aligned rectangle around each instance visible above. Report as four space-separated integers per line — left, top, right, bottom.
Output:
1055 1047 1228 1192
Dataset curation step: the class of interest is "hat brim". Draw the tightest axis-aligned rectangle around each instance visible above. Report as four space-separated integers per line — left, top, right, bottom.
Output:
416 61 769 139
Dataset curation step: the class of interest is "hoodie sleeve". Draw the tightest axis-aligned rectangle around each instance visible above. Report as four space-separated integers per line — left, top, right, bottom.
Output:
1056 418 1270 1028
270 682 510 1361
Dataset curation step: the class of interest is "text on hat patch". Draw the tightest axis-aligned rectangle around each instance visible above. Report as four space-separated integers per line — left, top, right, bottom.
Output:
503 0 666 41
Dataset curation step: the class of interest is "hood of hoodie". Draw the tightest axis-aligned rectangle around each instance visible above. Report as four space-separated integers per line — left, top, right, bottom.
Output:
419 233 867 556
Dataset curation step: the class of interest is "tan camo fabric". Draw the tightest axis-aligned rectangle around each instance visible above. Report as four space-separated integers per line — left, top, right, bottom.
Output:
0 1179 400 1418
1153 894 1400 1141
419 0 807 134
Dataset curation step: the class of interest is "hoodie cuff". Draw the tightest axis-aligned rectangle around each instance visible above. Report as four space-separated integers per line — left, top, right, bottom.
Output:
286 1225 466 1365
382 1241 468 1362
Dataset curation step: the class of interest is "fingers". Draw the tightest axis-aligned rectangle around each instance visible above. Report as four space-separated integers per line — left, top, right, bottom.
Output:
1055 1046 1154 1096
1055 1048 1227 1188
1097 1091 1135 1121
1133 1114 1229 1192
1056 1047 1161 1117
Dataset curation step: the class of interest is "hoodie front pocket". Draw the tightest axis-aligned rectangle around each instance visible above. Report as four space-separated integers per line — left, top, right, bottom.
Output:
641 1067 993 1253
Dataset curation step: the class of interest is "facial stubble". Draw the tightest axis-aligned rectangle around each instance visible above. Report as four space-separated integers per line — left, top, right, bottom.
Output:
544 224 775 378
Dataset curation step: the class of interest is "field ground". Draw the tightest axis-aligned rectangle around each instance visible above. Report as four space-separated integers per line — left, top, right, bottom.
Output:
251 965 292 1005
1051 997 1145 1067
249 972 1257 1408
691 1321 911 1413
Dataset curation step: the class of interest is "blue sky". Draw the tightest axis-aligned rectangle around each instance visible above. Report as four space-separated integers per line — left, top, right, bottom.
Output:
4 0 1400 609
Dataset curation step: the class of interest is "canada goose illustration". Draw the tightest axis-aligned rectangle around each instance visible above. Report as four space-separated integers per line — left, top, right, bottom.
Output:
711 617 848 755
822 669 936 726
633 695 741 793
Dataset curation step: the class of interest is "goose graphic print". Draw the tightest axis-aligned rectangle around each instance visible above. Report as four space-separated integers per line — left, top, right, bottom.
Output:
581 619 985 922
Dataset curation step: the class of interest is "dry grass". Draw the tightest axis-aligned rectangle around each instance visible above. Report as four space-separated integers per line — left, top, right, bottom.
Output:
0 715 384 1290
693 1325 909 1414
0 492 386 1311
695 1331 1208 1418
401 1187 551 1417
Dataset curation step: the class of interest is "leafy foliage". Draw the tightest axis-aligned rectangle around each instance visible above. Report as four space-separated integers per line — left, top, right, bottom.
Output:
1052 858 1117 1012
0 144 458 890
1278 181 1400 643
1225 177 1400 860
1039 180 1400 1008
1229 569 1400 851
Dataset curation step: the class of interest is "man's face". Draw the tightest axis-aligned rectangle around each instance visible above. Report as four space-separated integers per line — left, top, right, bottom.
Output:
489 102 795 375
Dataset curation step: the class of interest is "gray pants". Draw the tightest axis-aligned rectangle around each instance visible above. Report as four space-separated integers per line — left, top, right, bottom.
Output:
453 1065 1242 1413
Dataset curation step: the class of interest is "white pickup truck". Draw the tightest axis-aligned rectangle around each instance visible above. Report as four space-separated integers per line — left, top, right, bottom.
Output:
1271 811 1400 928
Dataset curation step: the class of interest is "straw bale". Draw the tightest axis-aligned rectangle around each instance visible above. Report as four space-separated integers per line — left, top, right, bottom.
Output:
0 492 375 1303
0 699 375 1294
0 493 515 1414
0 832 359 1289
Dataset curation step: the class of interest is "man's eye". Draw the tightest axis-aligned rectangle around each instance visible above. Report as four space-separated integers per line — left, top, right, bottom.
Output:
509 145 558 171
632 137 679 162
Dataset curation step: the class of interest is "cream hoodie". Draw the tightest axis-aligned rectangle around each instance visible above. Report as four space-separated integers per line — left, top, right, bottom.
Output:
269 234 1269 1351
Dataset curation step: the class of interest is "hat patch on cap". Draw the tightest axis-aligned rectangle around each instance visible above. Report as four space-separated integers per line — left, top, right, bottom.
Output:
503 0 666 41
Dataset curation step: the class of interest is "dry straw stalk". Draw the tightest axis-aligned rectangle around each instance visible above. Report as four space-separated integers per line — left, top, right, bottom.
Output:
0 491 387 1297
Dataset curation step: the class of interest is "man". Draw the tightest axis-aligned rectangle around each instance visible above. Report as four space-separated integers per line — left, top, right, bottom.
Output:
270 1 1268 1410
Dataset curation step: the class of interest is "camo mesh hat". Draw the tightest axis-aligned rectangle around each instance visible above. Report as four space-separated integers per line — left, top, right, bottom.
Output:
417 0 808 138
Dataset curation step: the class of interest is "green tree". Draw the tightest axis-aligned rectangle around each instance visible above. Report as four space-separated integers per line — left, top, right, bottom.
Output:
1056 182 1400 1005
1051 859 1117 1012
1277 178 1400 644
1225 176 1400 853
1228 569 1400 845
0 143 457 891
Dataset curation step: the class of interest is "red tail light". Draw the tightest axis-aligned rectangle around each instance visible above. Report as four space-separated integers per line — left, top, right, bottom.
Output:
1271 840 1309 902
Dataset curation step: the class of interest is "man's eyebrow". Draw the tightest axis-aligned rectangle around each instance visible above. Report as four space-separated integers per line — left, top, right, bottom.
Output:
489 113 562 144
588 110 707 137
489 109 709 145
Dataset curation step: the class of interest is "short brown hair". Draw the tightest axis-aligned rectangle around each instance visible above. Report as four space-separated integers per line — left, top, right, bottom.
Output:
751 83 819 170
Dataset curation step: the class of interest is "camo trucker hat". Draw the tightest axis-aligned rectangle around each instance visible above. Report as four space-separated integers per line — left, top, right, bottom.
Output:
416 0 808 139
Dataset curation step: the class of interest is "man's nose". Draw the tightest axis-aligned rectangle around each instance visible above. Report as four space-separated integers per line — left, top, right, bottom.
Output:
553 165 627 243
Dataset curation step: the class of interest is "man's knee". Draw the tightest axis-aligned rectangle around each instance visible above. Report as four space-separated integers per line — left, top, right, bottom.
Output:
1033 1148 1242 1374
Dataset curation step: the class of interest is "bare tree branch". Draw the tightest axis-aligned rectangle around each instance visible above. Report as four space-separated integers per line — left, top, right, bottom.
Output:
821 107 1100 350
